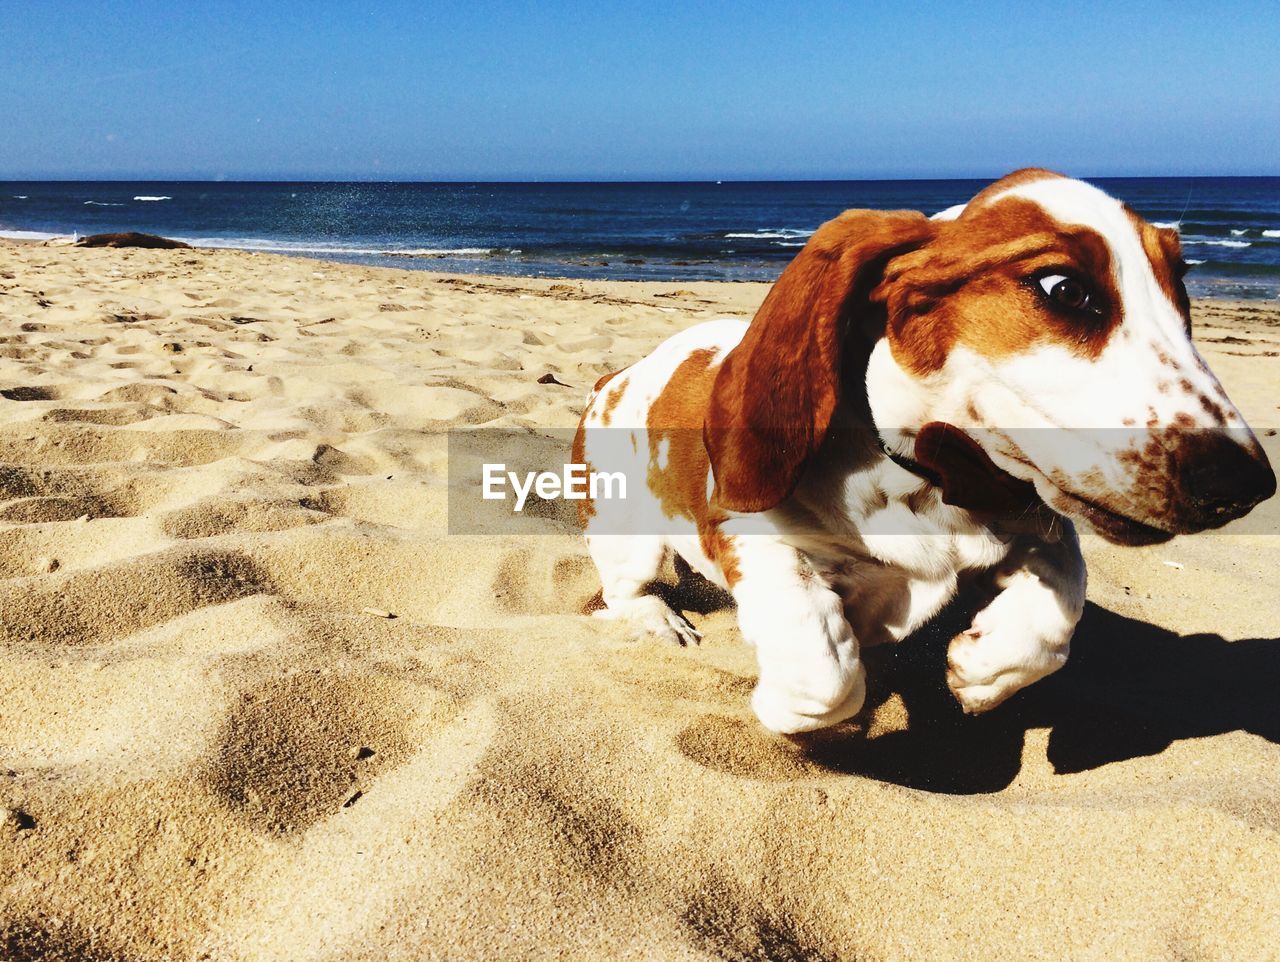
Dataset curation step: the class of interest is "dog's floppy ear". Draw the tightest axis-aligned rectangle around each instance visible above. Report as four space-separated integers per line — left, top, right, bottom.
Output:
705 209 936 512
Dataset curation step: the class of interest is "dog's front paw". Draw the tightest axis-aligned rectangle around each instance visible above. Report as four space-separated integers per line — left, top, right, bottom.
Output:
946 627 1066 714
593 596 701 647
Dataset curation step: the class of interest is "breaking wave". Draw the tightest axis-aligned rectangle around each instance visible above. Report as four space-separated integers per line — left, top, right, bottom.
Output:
175 236 505 258
724 228 814 240
1190 239 1252 248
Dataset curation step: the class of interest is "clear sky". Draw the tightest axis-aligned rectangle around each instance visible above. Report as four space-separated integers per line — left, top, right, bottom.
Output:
2 0 1277 181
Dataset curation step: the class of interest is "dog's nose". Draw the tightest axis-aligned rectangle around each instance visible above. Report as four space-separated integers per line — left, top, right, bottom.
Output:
1179 432 1276 527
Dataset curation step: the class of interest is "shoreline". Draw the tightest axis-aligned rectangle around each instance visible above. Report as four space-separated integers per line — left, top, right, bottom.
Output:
2 235 1277 302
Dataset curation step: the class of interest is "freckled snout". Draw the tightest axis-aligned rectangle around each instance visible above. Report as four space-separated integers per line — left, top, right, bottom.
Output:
1175 432 1276 530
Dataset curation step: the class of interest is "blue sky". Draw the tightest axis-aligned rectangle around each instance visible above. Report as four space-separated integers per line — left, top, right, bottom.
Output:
1 0 1277 180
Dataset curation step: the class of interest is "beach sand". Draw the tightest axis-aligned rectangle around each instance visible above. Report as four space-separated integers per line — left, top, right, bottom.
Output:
2 239 1279 961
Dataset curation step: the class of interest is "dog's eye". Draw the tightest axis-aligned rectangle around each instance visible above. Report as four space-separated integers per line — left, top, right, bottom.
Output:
1036 274 1094 313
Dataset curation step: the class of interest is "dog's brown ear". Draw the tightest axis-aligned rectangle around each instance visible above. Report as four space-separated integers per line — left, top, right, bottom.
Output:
1152 224 1193 324
705 209 936 512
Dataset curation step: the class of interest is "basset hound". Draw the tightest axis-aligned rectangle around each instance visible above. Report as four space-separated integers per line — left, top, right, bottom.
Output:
573 169 1275 734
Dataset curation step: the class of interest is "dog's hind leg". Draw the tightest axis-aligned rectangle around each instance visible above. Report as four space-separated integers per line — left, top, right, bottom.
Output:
587 533 701 646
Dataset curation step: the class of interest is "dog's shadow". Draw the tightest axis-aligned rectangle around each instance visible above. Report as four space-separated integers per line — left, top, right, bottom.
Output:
664 564 1280 794
796 600 1280 794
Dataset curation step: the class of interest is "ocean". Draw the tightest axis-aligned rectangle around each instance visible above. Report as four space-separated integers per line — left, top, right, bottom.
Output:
2 178 1278 299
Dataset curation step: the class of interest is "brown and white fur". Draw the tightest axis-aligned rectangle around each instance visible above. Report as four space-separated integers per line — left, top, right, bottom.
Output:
573 169 1275 734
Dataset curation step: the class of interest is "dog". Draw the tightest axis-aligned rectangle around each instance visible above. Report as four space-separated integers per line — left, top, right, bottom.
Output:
572 169 1275 734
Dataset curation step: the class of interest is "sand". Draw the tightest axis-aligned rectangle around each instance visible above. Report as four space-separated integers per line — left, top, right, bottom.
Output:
1 238 1278 961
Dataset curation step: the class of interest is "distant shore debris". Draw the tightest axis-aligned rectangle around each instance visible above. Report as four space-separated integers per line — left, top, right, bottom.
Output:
76 232 191 250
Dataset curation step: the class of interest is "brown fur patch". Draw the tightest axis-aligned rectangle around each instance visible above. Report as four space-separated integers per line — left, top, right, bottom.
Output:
877 196 1124 375
644 349 741 583
707 528 741 588
573 391 601 527
1197 394 1227 423
599 377 629 427
570 415 596 526
963 167 1067 210
1125 207 1192 328
593 368 624 393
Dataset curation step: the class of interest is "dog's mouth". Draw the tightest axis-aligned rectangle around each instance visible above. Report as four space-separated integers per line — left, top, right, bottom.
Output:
1043 487 1174 546
912 421 1175 546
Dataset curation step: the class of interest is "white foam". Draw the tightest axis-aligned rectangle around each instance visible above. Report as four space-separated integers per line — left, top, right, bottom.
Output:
1185 258 1206 265
178 237 365 253
0 229 65 242
392 247 492 257
83 200 123 206
133 195 172 202
11 195 27 200
1263 230 1280 238
1230 228 1248 236
724 228 814 239
1189 239 1251 248
182 238 388 255
176 236 501 258
1152 221 1180 230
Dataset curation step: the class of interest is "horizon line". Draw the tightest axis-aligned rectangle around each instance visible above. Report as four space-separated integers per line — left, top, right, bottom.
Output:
3 172 1280 186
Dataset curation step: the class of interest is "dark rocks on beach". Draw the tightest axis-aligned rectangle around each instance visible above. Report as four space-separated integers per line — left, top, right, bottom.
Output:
76 232 191 250
537 373 570 386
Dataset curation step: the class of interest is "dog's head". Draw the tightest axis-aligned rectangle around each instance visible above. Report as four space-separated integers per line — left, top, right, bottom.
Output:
705 169 1275 543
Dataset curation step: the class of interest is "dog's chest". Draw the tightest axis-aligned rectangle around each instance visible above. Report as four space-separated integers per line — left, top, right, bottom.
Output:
789 476 1013 645
797 463 1013 576
861 518 1010 573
